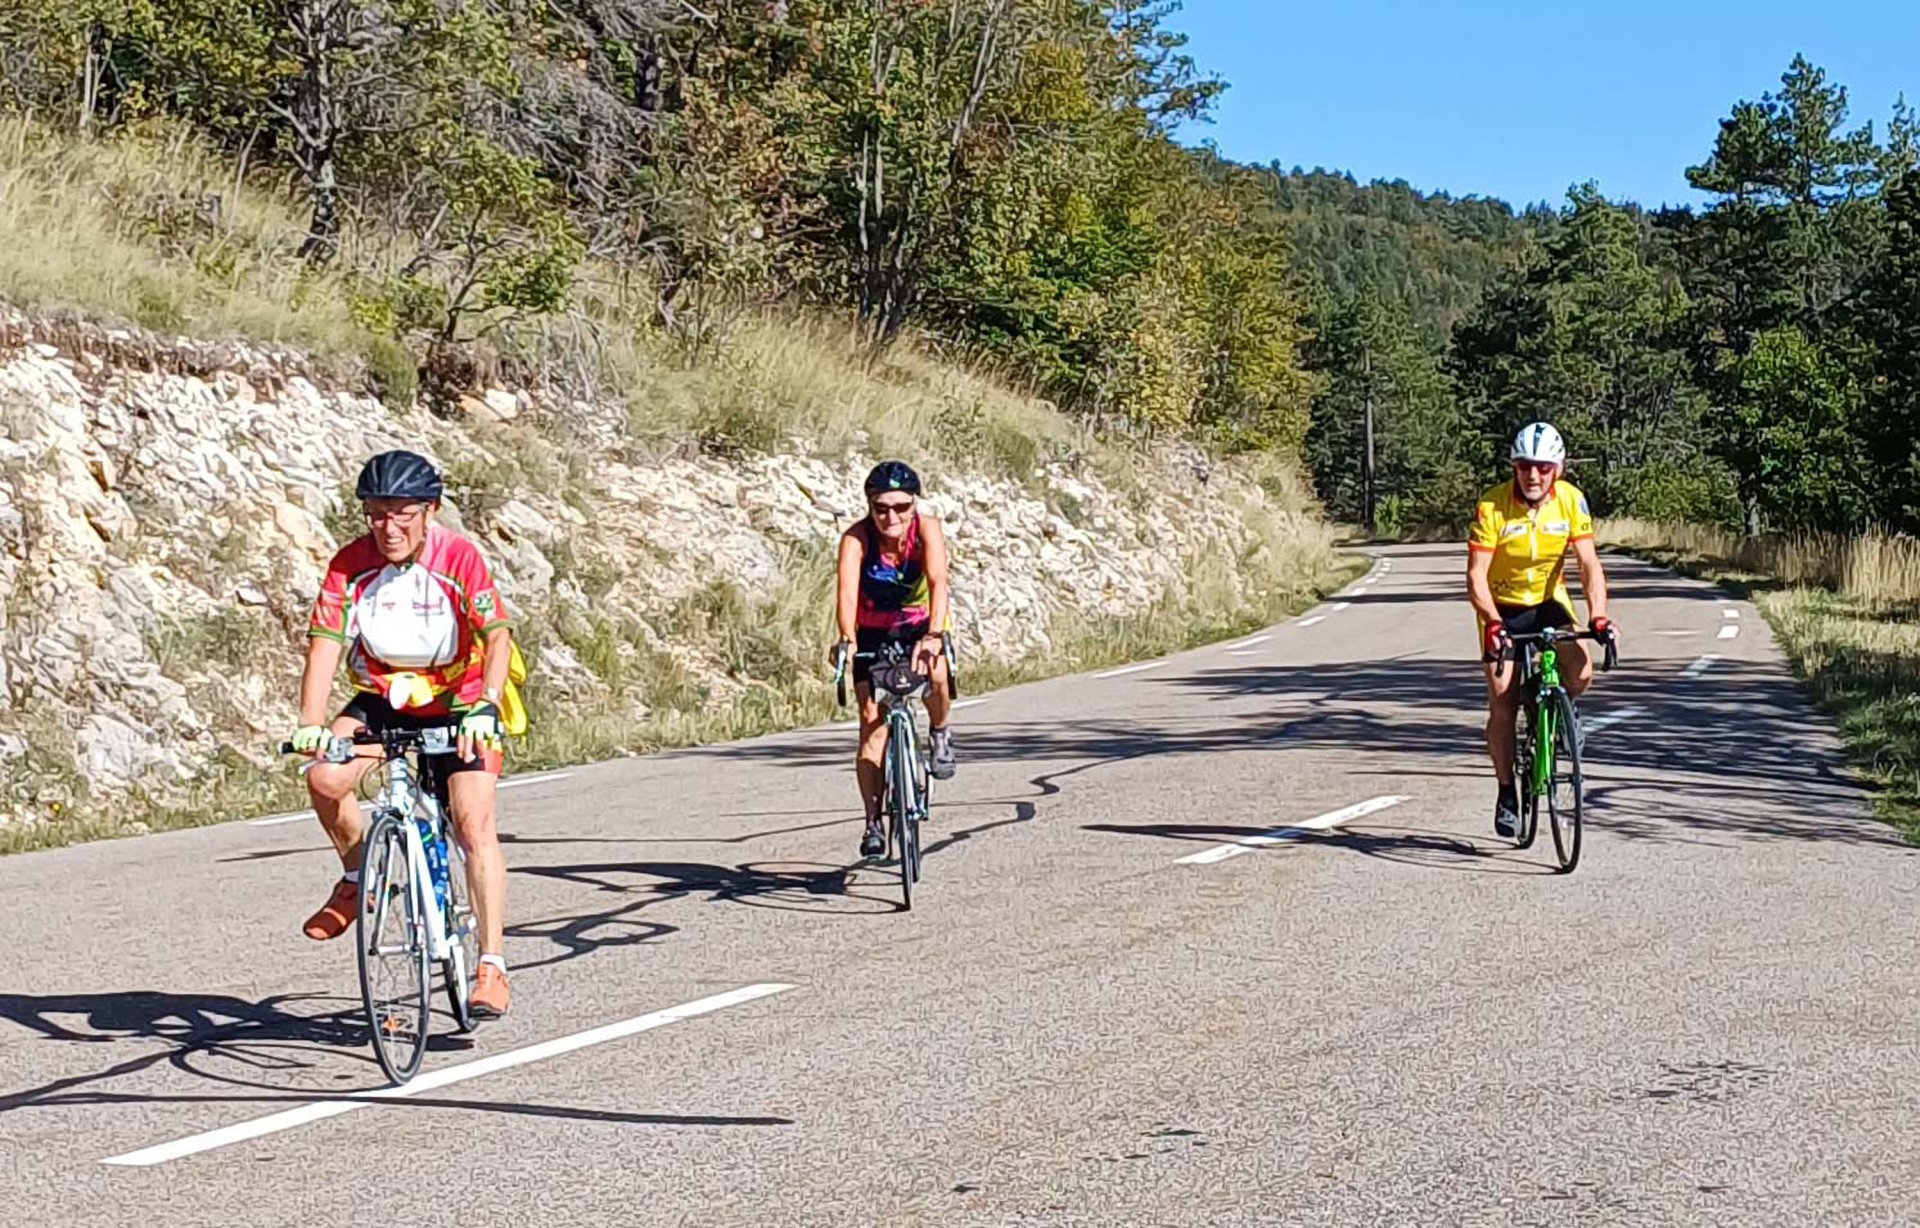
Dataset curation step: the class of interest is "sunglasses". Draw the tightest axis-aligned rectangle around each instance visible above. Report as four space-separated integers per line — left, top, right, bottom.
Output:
870 499 916 518
365 503 428 527
1512 460 1558 475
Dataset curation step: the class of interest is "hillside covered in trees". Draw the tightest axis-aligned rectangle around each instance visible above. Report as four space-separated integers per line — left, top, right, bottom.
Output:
1 4 1916 542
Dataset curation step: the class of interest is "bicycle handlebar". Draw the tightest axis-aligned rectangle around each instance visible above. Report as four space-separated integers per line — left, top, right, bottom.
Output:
1502 627 1619 672
831 638 955 709
280 725 464 763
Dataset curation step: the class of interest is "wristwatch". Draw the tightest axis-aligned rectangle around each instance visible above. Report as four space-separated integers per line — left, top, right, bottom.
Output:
482 686 503 705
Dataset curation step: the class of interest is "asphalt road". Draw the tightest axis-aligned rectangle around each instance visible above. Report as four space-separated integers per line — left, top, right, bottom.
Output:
4 543 1914 1227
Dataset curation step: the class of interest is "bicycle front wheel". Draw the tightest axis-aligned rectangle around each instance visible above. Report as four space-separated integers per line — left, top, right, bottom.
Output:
357 811 433 1083
442 836 477 1033
1513 700 1539 849
888 715 919 910
1546 691 1584 873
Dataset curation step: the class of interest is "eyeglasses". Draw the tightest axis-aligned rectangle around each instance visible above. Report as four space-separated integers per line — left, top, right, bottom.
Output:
870 499 916 518
1512 460 1558 475
365 503 428 527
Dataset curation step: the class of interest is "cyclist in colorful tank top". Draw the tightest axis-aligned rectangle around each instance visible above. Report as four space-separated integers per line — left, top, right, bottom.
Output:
288 450 516 1020
832 460 955 861
1467 423 1619 841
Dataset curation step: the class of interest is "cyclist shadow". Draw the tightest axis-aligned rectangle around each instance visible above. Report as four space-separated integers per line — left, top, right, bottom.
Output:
510 857 900 927
0 988 373 1112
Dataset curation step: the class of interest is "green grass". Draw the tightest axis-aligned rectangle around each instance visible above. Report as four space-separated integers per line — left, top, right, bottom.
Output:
1599 520 1920 838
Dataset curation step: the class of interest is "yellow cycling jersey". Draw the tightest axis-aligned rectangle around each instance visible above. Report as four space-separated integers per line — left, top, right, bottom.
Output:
1467 479 1594 612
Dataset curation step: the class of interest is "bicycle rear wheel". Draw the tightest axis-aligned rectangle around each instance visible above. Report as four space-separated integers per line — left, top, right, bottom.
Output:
442 835 477 1033
357 811 432 1083
1546 691 1584 873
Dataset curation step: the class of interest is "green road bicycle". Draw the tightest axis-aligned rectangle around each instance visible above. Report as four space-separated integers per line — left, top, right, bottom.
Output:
833 638 956 911
283 726 479 1083
1502 628 1618 873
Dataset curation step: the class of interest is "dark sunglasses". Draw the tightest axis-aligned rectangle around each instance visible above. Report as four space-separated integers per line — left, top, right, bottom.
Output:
1512 459 1558 475
870 499 916 517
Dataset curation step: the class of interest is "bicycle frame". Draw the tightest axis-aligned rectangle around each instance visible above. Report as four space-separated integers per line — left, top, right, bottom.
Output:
363 740 463 965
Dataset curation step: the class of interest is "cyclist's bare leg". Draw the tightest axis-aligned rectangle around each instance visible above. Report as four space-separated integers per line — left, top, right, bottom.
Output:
1561 639 1594 697
854 683 885 818
448 771 505 956
306 713 377 873
925 653 952 729
1484 660 1521 786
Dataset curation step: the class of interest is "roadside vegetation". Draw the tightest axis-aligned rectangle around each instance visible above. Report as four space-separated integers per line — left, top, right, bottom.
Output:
1602 519 1920 837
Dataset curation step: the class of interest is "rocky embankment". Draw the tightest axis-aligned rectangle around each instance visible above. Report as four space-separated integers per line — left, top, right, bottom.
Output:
0 312 1337 840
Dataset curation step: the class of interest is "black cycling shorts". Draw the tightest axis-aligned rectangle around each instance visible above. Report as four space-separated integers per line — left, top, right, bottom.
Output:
1495 601 1576 637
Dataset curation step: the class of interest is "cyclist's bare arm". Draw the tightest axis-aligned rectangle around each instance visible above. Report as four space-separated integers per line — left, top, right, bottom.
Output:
833 530 863 646
298 636 346 729
1466 546 1501 625
921 516 951 636
479 625 511 699
1571 536 1611 625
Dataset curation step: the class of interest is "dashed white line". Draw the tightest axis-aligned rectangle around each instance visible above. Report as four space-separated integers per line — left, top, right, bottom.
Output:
1332 602 1351 612
1226 648 1263 657
1583 705 1647 735
1298 616 1326 628
1717 624 1740 640
100 982 795 1167
1231 634 1272 649
1095 661 1165 679
1178 796 1409 865
952 697 991 710
1682 654 1720 679
1722 608 1740 620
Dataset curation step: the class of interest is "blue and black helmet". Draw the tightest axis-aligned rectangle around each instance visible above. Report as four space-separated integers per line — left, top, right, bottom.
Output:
356 450 444 502
863 460 921 498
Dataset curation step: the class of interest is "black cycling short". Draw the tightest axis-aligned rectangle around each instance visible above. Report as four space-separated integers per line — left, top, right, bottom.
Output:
1495 601 1576 637
340 693 494 776
852 624 929 689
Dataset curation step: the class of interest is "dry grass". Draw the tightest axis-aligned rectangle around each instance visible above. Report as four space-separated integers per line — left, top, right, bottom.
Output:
1599 517 1920 835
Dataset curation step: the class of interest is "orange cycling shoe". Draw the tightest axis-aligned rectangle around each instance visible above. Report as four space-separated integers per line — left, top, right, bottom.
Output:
302 877 359 941
470 963 511 1020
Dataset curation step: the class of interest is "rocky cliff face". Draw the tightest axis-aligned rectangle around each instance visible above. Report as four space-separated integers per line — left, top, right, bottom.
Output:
0 313 1335 839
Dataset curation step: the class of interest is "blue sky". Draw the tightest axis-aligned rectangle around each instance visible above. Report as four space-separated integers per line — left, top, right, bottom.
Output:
1172 1 1920 210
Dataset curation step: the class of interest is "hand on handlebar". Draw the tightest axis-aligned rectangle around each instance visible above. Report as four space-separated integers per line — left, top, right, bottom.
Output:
1482 620 1510 663
289 724 330 756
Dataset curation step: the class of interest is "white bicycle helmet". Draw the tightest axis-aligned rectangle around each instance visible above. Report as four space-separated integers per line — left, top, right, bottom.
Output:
1511 422 1567 465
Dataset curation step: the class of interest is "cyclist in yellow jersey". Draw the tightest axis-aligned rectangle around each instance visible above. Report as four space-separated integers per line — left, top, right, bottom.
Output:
1467 423 1619 838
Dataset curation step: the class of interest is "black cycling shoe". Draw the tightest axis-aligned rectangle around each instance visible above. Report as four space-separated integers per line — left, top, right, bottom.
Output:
859 820 885 861
1494 784 1520 840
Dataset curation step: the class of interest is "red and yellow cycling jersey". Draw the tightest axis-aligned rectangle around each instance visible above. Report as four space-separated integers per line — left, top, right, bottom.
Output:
1467 479 1594 614
308 523 509 714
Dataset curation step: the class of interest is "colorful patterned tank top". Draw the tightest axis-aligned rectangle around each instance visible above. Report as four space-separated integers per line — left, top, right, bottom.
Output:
856 516 932 633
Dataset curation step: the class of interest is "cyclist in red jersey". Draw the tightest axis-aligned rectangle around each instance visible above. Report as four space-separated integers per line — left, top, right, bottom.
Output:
289 451 516 1020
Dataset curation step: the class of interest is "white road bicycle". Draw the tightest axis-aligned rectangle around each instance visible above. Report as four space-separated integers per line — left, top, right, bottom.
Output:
284 726 479 1083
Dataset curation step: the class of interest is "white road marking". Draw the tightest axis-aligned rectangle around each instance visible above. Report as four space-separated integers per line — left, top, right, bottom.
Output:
1177 795 1410 865
1226 648 1263 656
1332 602 1351 612
1583 705 1647 735
1682 655 1720 679
246 771 578 827
1298 616 1326 628
1722 608 1740 620
1231 634 1272 649
1095 661 1164 679
1717 624 1740 640
100 983 795 1167
952 697 990 710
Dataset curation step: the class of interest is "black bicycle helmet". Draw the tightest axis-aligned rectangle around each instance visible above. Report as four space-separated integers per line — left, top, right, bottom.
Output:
355 450 444 502
863 460 921 498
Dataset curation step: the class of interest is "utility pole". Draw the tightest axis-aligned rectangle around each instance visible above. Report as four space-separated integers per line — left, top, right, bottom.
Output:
1362 345 1377 539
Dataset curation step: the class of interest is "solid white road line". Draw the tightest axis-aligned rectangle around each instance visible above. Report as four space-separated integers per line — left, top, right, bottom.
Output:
1095 661 1164 679
246 771 579 827
1298 616 1326 628
1682 654 1720 679
1177 795 1410 865
1718 624 1740 640
1583 705 1648 735
100 983 795 1167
